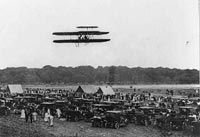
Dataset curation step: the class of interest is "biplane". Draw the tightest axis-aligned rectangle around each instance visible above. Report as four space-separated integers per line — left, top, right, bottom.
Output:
53 26 110 46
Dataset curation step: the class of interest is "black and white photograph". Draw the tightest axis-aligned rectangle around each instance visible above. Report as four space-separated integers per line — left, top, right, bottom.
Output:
0 0 200 137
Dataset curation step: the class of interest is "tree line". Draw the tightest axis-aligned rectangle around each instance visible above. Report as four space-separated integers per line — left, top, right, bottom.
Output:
0 65 198 84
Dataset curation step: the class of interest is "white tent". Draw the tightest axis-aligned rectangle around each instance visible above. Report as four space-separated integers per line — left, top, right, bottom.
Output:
76 85 97 94
98 86 115 95
7 84 23 94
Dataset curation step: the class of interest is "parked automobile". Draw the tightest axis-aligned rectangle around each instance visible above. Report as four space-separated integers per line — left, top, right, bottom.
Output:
91 115 106 128
91 110 128 129
125 108 136 123
0 106 10 116
168 114 187 130
168 106 198 131
134 106 155 126
92 104 114 115
82 110 94 122
13 105 24 115
188 121 200 136
37 102 57 116
65 110 83 121
104 111 128 129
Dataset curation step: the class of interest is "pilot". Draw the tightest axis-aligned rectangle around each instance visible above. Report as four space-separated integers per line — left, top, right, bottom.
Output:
84 35 89 40
78 35 83 40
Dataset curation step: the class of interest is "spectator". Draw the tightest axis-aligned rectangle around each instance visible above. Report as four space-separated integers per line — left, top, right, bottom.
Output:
49 113 54 127
44 111 49 122
20 107 25 118
56 108 61 119
32 109 37 122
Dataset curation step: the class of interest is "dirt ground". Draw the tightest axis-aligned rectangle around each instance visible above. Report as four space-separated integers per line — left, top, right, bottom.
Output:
0 114 190 137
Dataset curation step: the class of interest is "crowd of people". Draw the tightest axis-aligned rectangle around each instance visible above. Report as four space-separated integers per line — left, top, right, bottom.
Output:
18 104 61 127
1 86 200 136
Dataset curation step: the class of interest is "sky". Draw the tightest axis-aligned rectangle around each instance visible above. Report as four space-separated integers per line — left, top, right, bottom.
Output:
0 0 199 69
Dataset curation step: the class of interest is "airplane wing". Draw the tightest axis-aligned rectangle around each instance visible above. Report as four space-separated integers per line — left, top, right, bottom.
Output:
52 31 109 35
53 39 110 43
77 26 98 28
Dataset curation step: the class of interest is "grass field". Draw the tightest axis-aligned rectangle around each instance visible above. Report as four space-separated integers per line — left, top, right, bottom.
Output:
1 84 199 137
0 114 189 137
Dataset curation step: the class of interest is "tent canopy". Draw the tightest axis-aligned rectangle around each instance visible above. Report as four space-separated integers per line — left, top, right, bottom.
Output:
7 84 23 94
76 85 97 94
97 86 115 95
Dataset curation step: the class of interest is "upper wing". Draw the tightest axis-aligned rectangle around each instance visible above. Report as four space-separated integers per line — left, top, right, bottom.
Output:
77 26 98 29
52 31 109 35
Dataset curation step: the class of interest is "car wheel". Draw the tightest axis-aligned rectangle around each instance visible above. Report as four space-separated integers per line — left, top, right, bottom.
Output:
114 122 120 129
66 115 68 121
158 121 162 127
190 125 194 133
92 122 95 127
74 116 78 122
5 111 8 115
125 118 128 125
99 122 103 128
169 122 172 130
84 117 88 122
144 120 148 126
104 122 108 128
135 117 138 125
182 122 186 130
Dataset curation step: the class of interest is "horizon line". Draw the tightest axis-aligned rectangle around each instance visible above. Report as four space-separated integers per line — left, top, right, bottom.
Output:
0 65 199 71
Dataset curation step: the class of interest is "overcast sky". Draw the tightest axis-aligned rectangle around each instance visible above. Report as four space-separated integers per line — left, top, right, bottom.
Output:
0 0 199 69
